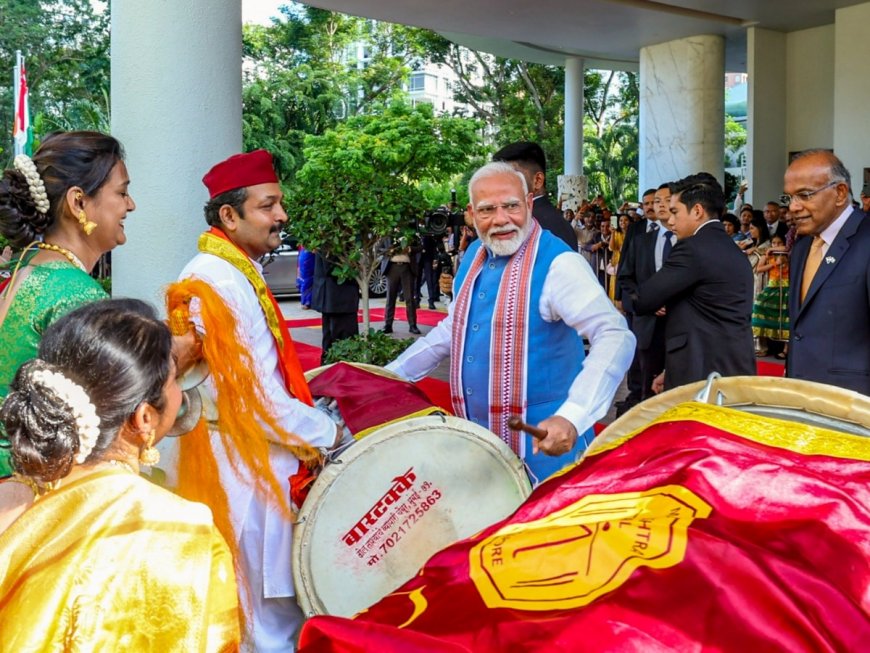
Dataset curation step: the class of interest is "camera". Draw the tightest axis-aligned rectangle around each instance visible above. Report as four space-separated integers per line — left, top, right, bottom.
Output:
421 189 465 237
422 206 465 236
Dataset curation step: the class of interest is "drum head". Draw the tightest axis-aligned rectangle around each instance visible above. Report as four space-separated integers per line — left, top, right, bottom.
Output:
594 375 870 454
293 415 532 617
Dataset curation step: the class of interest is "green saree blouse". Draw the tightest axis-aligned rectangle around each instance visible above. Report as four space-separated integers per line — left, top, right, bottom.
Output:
0 260 107 476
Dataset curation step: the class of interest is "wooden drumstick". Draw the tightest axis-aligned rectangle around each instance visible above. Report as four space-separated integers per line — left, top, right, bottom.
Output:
507 416 548 441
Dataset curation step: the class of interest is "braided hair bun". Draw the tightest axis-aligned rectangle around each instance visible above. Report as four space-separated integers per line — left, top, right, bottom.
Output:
1 360 82 484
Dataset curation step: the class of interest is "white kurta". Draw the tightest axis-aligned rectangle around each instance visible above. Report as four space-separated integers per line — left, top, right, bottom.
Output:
179 253 335 601
386 251 635 437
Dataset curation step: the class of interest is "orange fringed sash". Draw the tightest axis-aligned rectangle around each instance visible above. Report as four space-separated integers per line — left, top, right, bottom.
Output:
167 279 321 527
198 227 314 406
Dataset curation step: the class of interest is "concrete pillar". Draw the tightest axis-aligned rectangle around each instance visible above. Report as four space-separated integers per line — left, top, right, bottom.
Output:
111 0 243 305
559 57 587 211
564 57 584 175
834 2 870 193
639 35 725 192
746 27 787 208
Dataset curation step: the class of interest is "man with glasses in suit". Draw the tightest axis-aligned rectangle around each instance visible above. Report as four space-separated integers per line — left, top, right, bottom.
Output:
784 150 870 395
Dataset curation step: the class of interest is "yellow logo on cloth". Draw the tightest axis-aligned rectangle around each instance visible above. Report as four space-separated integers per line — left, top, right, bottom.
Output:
469 485 711 610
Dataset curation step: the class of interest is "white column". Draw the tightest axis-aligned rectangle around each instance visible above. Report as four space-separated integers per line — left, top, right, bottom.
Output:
834 2 870 191
564 57 584 175
559 57 587 211
639 35 725 192
746 27 787 207
110 0 243 305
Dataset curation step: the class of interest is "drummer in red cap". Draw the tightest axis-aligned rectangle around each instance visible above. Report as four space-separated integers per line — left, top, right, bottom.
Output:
175 150 340 651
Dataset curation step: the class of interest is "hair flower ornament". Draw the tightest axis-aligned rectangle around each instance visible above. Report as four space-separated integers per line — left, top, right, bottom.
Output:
31 368 101 463
12 154 51 216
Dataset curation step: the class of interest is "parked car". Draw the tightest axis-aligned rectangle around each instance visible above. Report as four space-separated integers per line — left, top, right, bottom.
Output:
261 238 300 297
261 238 389 299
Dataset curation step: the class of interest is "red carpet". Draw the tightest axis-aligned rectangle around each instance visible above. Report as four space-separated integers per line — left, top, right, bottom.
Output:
757 360 785 377
286 307 447 330
365 307 447 327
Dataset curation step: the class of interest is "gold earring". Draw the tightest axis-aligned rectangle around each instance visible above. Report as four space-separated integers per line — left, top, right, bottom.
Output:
139 429 160 466
78 209 97 236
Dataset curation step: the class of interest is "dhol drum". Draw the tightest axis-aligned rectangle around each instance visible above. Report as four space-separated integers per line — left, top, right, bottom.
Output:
293 411 532 618
593 372 870 452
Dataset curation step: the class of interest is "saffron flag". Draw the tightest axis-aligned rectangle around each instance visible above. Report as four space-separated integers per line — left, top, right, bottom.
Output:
12 51 33 156
299 402 870 652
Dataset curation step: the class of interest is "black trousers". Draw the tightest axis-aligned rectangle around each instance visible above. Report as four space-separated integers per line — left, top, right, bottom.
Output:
639 318 666 400
385 262 417 328
321 312 358 364
416 256 440 305
623 313 643 404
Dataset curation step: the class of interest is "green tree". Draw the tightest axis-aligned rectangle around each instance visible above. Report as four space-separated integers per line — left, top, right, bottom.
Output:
724 115 747 167
584 122 638 206
242 3 428 181
412 31 639 201
0 0 110 159
287 101 483 331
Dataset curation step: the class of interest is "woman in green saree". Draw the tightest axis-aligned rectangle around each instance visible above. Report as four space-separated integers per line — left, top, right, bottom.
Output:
0 131 135 477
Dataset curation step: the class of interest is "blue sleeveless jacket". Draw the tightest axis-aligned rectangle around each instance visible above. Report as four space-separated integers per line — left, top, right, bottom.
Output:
454 230 592 482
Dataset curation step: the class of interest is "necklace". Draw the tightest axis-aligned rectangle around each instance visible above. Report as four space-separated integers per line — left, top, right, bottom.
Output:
106 459 138 475
36 242 87 272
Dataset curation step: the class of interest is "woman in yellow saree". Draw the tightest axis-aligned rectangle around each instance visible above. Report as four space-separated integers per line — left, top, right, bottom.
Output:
0 299 239 651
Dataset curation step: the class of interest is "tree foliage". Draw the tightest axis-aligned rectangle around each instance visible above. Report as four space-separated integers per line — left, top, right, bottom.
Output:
287 101 483 330
413 31 639 204
0 0 110 160
242 4 429 181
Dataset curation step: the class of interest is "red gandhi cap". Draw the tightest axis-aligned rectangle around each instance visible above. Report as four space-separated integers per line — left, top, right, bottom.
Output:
202 149 279 199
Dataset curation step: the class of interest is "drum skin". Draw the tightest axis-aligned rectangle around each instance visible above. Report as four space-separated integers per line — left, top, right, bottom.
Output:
594 375 870 454
293 415 532 617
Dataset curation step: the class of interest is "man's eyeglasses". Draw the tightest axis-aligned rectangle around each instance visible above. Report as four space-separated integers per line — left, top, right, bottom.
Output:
780 180 840 206
476 201 524 218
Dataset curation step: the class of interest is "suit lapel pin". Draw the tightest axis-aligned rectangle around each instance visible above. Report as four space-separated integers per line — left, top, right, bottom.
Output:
825 256 836 264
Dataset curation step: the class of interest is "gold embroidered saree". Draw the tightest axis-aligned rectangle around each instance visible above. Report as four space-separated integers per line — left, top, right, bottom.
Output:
0 469 239 651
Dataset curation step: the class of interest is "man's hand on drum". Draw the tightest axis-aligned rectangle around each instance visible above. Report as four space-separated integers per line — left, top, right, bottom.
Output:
532 416 578 457
170 327 202 378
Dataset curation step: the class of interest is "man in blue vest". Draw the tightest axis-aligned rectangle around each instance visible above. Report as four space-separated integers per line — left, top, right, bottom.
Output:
386 162 635 483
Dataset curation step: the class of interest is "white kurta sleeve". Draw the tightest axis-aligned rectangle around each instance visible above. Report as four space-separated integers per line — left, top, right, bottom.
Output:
384 303 454 381
182 258 336 450
540 252 636 435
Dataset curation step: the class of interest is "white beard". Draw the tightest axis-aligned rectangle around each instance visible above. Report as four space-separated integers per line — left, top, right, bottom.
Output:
479 219 532 257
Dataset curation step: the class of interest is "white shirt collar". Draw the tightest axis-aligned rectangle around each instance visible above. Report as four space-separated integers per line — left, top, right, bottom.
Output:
819 204 854 248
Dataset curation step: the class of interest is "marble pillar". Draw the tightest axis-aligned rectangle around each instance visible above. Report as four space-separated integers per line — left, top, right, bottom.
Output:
110 0 243 305
557 174 588 212
639 35 725 192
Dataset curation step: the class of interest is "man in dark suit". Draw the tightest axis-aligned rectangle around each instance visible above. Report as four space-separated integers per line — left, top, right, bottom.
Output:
311 253 360 364
619 183 675 399
764 201 789 241
621 188 658 253
629 173 756 390
784 150 870 395
612 188 658 412
492 141 578 251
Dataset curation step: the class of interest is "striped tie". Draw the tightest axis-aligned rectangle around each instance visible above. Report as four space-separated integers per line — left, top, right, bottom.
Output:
800 236 825 303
